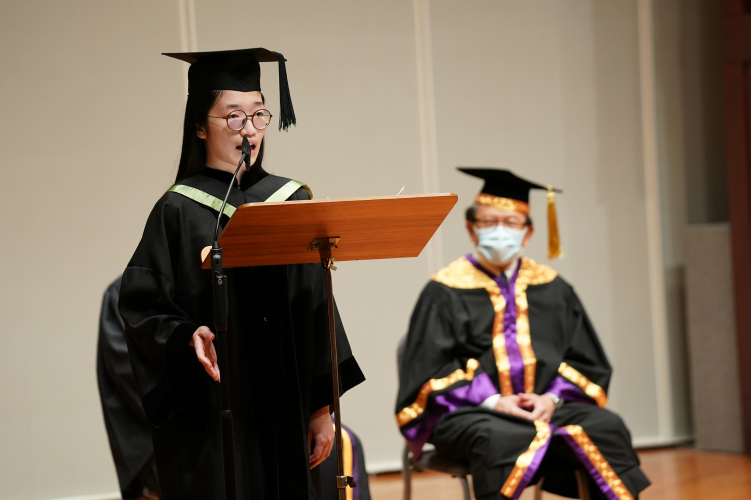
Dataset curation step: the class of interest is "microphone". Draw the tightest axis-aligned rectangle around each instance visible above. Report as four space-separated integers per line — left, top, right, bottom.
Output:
211 135 251 333
215 136 251 242
242 135 252 169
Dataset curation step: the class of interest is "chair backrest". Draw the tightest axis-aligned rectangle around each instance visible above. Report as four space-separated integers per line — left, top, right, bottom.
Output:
396 333 408 383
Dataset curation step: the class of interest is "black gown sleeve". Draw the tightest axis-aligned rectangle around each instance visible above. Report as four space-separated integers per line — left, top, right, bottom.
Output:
560 287 613 401
308 267 365 412
395 282 497 424
397 282 458 410
118 196 206 427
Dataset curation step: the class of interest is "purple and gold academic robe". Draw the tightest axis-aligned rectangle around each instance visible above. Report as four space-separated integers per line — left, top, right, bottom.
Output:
395 255 649 500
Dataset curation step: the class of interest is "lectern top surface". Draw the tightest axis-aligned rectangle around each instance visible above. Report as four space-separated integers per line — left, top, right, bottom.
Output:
200 193 457 269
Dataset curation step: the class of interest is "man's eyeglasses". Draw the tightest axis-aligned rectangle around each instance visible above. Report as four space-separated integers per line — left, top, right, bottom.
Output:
474 217 528 230
208 109 273 131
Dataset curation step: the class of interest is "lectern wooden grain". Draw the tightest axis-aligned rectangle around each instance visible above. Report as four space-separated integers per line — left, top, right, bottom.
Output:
202 193 457 499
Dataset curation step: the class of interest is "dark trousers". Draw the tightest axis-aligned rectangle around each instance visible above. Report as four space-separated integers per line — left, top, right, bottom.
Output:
430 403 650 499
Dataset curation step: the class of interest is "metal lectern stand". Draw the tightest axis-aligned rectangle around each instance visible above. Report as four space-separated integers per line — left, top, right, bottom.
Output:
308 236 354 494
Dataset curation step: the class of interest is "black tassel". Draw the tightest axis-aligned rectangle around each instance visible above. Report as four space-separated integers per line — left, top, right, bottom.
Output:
274 52 296 131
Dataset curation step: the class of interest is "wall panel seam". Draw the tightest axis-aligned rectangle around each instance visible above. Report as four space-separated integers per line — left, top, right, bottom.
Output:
178 0 197 94
413 0 443 273
637 0 675 439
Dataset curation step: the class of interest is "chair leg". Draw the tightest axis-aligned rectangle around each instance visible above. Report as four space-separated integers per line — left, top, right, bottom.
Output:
459 475 471 500
575 470 590 500
402 444 413 500
534 477 545 500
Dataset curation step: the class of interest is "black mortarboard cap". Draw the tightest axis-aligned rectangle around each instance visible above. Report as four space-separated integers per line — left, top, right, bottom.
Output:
459 167 564 259
457 167 561 204
163 48 296 131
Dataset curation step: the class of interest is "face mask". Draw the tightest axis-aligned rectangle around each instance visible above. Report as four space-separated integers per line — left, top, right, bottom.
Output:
474 225 527 265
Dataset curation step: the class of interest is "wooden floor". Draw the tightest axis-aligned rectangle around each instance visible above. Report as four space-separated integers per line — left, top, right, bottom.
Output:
367 447 751 500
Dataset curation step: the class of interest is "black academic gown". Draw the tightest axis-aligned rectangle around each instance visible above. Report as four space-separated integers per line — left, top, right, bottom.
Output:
119 168 365 500
395 256 649 500
97 276 160 499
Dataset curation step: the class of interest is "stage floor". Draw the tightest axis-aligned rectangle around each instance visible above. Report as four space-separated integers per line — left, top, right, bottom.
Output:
367 447 751 500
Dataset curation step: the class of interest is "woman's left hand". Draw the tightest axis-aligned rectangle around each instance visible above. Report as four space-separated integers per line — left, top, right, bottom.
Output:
308 406 334 469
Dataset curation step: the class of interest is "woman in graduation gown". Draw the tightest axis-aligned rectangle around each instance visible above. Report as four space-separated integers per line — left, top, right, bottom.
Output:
119 48 365 500
395 169 649 500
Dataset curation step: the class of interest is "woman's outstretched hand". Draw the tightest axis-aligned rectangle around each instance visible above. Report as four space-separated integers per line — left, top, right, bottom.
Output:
190 326 220 382
308 406 334 469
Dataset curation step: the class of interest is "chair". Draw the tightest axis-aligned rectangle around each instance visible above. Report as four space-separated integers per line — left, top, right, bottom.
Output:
397 335 590 500
401 442 472 500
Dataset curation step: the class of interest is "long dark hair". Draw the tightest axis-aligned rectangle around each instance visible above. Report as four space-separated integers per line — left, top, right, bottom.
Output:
174 90 269 188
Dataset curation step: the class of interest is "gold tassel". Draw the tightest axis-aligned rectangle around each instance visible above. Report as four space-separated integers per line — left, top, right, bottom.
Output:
546 186 563 259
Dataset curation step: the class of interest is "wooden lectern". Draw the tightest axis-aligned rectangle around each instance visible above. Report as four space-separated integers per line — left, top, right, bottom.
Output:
202 193 457 499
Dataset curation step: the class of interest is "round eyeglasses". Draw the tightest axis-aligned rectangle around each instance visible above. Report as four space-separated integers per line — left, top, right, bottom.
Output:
208 109 273 131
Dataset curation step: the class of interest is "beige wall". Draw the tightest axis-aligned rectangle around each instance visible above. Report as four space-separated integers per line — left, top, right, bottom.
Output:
0 2 187 499
0 1 692 498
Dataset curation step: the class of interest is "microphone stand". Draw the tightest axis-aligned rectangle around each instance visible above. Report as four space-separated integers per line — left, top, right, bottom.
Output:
211 136 251 500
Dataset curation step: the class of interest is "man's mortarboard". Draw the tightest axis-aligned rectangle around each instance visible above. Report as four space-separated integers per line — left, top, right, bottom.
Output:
458 167 564 259
163 48 296 131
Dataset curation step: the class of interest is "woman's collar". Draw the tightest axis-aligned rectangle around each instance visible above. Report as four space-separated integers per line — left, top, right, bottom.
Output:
202 166 239 185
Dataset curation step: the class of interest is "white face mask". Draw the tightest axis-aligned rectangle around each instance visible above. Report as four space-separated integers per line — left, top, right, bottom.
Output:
474 225 527 265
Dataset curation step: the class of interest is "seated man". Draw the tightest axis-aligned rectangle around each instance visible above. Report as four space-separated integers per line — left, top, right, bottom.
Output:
395 169 650 500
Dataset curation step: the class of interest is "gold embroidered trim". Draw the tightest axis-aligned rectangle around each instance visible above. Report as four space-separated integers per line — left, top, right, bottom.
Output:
432 257 557 396
501 420 552 497
488 287 514 397
432 256 494 290
341 425 354 500
515 257 558 286
396 358 481 427
562 425 633 500
514 258 557 393
558 362 608 408
475 194 531 214
433 257 514 395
